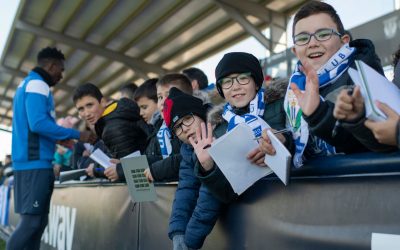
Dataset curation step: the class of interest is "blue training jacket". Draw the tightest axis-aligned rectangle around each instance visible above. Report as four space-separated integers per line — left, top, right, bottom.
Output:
12 69 80 171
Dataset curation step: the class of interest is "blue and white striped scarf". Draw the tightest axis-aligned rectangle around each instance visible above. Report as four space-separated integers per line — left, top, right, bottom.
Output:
284 43 356 168
222 88 269 138
157 121 172 159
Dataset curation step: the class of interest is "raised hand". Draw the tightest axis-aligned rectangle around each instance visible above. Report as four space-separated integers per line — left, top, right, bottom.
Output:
188 122 215 171
290 61 320 116
333 86 364 121
364 101 400 146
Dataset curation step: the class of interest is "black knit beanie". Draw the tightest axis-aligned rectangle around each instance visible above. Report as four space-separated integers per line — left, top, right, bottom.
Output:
163 87 207 130
215 52 264 98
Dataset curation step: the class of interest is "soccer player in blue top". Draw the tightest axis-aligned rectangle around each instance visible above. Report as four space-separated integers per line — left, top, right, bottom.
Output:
7 47 95 250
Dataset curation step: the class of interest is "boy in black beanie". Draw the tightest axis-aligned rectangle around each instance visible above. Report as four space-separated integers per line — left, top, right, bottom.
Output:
190 52 291 203
164 87 223 250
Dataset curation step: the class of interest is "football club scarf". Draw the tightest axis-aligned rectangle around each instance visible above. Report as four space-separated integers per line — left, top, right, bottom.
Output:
222 88 269 138
284 43 356 168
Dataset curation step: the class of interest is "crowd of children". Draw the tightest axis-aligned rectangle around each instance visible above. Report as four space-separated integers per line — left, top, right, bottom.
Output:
7 1 400 249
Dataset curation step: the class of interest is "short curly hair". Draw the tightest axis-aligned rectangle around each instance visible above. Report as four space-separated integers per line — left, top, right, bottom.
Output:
37 47 65 64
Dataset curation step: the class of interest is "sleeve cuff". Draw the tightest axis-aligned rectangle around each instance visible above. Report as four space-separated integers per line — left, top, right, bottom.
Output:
303 101 329 126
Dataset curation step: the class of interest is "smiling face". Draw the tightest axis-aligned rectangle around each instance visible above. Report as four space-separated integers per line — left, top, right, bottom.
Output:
136 96 158 124
292 13 349 71
75 96 106 126
221 73 257 108
174 114 204 144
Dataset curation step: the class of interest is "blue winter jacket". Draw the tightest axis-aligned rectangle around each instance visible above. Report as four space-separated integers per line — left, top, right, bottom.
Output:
168 143 223 249
12 68 80 171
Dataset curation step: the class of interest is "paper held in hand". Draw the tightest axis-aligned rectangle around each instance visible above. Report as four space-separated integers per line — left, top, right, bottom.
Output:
208 123 274 195
120 152 157 203
263 130 291 185
348 60 400 121
89 148 112 168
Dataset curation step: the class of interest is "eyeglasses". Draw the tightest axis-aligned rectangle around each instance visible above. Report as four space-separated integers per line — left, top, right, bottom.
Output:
218 72 252 90
293 28 342 46
172 113 195 136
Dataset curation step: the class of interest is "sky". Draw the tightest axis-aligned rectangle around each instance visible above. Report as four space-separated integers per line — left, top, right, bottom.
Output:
0 0 397 163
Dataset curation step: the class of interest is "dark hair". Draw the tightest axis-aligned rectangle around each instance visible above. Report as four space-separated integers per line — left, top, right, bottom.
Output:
73 83 103 104
393 45 400 67
133 78 158 102
182 67 209 90
343 30 353 42
119 82 138 100
37 47 65 66
292 1 345 37
157 73 193 95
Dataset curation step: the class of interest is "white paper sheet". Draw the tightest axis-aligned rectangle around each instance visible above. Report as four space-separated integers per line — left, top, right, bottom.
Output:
122 150 141 158
264 130 291 185
208 123 273 195
371 233 400 250
83 143 94 153
89 148 112 169
348 60 400 121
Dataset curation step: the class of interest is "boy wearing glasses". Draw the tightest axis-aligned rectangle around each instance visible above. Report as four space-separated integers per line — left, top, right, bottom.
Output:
164 87 222 250
286 1 394 168
190 52 291 203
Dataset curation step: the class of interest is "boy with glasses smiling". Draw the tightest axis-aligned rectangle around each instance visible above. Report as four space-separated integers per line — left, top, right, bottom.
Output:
163 87 222 250
285 1 394 168
190 52 291 203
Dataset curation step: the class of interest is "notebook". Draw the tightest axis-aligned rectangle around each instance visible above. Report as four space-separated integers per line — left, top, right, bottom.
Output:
263 130 291 185
208 123 273 195
348 60 400 121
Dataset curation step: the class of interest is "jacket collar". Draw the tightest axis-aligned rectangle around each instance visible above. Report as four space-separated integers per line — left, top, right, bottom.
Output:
32 67 55 87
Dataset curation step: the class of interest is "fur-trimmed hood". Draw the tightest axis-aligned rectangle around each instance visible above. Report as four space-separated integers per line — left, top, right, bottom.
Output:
207 78 288 127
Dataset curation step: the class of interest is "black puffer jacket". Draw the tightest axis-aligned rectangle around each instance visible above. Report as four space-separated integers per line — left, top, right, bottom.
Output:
95 98 151 158
304 39 397 153
145 117 182 182
95 98 151 181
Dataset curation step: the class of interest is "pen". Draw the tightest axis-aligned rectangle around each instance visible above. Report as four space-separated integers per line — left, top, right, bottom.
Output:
332 87 354 137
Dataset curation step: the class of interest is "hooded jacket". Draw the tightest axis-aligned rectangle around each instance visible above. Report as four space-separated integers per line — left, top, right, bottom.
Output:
95 98 150 158
144 116 182 182
95 98 151 180
303 39 398 154
194 81 292 203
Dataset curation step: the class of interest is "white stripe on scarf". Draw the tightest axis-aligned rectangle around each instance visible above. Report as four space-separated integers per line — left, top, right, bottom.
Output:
284 43 356 168
222 88 269 138
157 121 172 159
